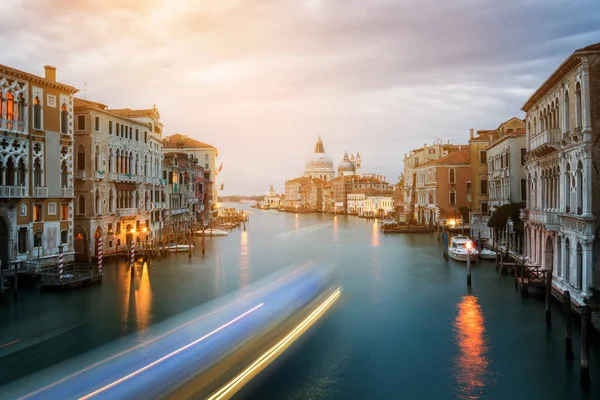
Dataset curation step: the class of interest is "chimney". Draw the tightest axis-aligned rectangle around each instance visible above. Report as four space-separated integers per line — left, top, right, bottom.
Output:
44 65 57 82
469 128 474 140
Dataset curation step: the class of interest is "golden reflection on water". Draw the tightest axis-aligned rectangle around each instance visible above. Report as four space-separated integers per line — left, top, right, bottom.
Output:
333 215 338 242
122 262 153 332
240 230 249 288
371 220 380 247
453 295 490 400
295 213 299 231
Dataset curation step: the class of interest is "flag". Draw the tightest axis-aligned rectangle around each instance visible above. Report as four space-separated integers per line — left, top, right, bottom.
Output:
219 183 224 190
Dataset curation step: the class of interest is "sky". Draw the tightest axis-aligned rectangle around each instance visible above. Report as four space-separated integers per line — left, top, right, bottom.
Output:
2 0 600 195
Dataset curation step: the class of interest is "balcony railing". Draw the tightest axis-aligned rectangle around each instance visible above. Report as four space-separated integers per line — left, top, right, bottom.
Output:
0 185 27 197
74 170 86 180
95 170 105 180
530 129 561 152
169 207 189 215
108 172 117 181
118 208 137 216
527 209 559 230
33 187 48 198
62 187 74 198
0 119 26 133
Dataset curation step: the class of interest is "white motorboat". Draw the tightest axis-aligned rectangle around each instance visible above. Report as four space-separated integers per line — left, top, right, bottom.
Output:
480 248 497 260
167 244 194 253
195 229 228 237
447 236 479 262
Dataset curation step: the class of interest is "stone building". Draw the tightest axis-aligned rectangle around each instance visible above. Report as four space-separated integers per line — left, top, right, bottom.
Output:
412 148 471 225
73 99 163 258
163 134 217 221
486 129 527 210
521 42 600 307
0 64 78 267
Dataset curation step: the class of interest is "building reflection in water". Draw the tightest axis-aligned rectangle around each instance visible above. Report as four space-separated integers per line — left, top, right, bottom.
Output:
371 220 380 247
453 295 491 400
240 230 249 288
333 215 338 242
295 213 299 231
122 262 153 333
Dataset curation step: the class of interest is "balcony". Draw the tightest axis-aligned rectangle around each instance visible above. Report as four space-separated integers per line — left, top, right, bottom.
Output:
74 170 86 180
32 187 48 198
170 207 189 216
529 129 561 156
108 172 117 181
526 209 559 231
152 202 167 209
62 187 74 198
0 185 27 197
118 208 137 216
95 170 105 180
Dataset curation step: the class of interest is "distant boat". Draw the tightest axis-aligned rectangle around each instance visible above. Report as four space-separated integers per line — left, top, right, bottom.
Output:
195 229 228 237
447 236 479 262
166 244 194 253
262 209 279 215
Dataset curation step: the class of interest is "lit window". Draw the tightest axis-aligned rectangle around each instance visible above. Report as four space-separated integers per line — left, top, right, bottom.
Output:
61 204 69 220
33 204 42 222
61 103 69 134
33 97 42 130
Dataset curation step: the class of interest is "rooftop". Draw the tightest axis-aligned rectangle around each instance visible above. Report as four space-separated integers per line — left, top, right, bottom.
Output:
164 134 217 150
0 64 78 93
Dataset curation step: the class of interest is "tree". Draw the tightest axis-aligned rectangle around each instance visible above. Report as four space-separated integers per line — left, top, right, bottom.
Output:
487 203 525 233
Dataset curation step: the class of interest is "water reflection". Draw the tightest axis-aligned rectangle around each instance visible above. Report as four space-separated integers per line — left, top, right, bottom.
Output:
370 256 382 304
333 215 338 242
240 230 249 288
122 262 153 333
453 295 490 399
371 220 380 247
295 213 299 231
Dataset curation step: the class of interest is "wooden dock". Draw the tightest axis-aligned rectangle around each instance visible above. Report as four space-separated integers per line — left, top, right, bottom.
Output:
38 263 103 291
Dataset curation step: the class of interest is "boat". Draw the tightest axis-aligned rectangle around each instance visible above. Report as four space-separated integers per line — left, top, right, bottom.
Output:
166 244 194 253
480 248 497 260
447 236 479 262
262 209 279 215
195 229 228 237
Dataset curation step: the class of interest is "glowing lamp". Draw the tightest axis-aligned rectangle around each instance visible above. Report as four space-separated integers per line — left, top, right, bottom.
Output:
142 226 148 233
466 241 472 250
131 228 136 234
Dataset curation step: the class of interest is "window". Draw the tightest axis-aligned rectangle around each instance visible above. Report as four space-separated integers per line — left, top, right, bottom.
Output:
480 150 487 164
135 129 139 141
129 126 133 139
449 190 456 205
34 230 43 248
61 230 68 244
520 148 526 166
33 204 42 222
77 115 86 130
77 144 85 170
116 123 120 136
428 148 435 155
144 131 148 143
506 128 513 133
18 228 27 254
480 179 488 196
481 201 488 213
33 96 42 130
78 195 86 215
205 153 209 160
48 202 57 215
60 103 69 134
449 168 456 184
205 163 209 169
109 121 113 135
61 203 69 220
521 179 527 202
94 116 100 131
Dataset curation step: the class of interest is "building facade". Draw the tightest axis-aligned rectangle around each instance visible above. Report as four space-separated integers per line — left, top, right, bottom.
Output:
0 64 78 267
522 42 600 307
487 129 527 209
73 99 164 258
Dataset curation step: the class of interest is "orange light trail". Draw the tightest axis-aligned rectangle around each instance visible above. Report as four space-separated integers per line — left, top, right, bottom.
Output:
207 287 342 400
0 339 19 349
79 303 264 400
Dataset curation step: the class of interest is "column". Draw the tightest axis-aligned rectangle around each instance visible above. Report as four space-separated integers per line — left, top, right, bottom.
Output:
581 60 591 133
583 155 592 215
559 159 565 211
581 239 593 297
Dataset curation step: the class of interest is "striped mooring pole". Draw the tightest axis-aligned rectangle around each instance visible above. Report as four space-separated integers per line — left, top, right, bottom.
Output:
97 238 103 278
130 240 135 270
58 245 64 281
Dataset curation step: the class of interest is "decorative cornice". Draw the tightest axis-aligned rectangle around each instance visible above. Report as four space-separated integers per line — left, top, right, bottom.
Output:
0 64 78 94
522 56 581 112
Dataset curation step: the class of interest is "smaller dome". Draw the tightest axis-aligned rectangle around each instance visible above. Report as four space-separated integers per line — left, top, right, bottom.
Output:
338 151 356 174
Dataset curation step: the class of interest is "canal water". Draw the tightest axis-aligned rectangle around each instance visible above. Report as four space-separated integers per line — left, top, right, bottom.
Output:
1 203 599 399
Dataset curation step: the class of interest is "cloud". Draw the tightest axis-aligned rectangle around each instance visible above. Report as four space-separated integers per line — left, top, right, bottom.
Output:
1 0 599 194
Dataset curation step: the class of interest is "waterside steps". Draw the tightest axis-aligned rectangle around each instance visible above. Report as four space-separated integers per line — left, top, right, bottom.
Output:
34 263 103 292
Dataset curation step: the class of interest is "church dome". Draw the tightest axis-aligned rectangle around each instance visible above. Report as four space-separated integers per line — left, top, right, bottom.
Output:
303 136 335 180
338 151 355 175
306 152 334 169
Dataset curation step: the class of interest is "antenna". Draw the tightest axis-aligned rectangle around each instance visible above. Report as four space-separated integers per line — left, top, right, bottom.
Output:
84 82 88 99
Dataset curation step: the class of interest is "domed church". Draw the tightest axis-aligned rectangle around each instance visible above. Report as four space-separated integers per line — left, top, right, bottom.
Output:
303 136 335 180
338 151 362 177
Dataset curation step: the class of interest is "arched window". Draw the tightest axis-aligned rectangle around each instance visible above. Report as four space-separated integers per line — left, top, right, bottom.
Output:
576 161 583 214
60 103 69 134
61 230 69 245
449 168 455 184
563 91 570 132
556 236 562 278
17 95 25 124
565 238 571 284
576 242 583 289
449 190 456 205
565 163 571 213
135 190 140 209
115 149 120 173
6 92 14 129
77 144 85 171
95 189 100 214
33 158 42 187
108 148 113 173
78 195 86 215
145 191 150 211
17 158 26 186
61 161 68 187
109 189 114 213
5 157 15 186
135 154 139 175
144 155 148 176
33 96 42 130
95 145 100 171
575 82 582 129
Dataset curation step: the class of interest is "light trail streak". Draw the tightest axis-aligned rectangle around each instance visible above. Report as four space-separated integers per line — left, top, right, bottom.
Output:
19 260 317 400
79 303 264 400
207 287 342 400
0 339 19 349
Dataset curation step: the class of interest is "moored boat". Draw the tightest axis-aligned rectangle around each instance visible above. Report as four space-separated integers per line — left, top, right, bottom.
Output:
447 236 479 262
167 244 194 253
195 229 228 237
480 248 497 260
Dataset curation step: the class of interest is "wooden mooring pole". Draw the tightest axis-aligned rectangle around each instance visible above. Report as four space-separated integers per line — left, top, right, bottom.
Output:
580 305 591 386
545 271 551 328
13 265 18 301
0 261 4 299
563 291 574 360
466 243 472 287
